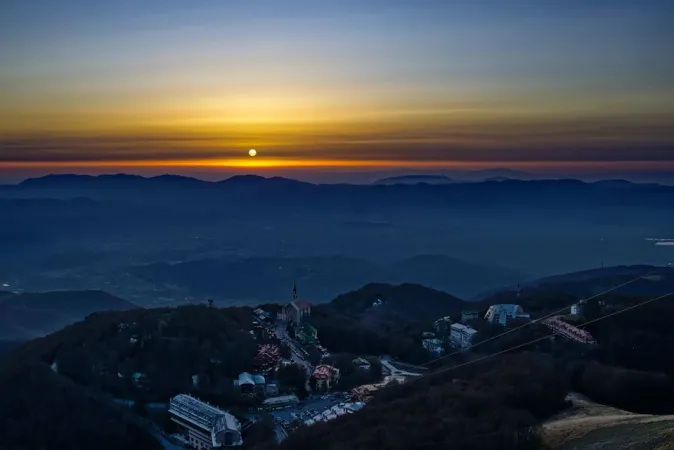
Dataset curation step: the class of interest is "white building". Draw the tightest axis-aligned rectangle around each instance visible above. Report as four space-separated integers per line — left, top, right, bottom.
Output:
450 323 478 349
570 300 586 316
485 304 530 326
168 394 243 449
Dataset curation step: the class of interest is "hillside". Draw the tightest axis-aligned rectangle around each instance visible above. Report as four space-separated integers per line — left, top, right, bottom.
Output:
2 276 674 449
0 362 161 450
0 302 270 450
268 353 568 450
5 305 260 402
478 264 674 310
531 265 674 297
0 290 138 340
328 282 464 319
309 283 465 363
542 394 674 450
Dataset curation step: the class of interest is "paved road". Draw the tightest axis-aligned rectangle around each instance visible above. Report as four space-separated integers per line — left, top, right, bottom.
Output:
380 358 422 377
275 321 313 393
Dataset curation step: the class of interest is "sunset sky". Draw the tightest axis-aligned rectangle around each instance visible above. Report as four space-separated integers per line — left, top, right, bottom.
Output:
1 0 673 180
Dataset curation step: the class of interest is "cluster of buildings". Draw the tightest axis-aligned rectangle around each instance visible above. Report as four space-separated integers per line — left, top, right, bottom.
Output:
422 304 532 354
421 312 480 354
232 344 283 397
303 402 366 427
350 375 409 401
168 394 243 449
278 283 330 358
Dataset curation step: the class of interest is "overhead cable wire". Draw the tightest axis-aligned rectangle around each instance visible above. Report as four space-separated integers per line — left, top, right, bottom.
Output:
422 265 670 368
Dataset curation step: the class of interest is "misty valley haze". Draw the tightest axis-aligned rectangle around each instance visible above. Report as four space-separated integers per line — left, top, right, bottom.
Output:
0 174 672 306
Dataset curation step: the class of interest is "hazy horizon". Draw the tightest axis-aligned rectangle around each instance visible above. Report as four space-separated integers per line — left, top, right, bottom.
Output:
2 164 674 185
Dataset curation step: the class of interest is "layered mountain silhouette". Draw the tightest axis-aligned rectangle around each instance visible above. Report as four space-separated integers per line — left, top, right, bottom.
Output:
0 290 137 340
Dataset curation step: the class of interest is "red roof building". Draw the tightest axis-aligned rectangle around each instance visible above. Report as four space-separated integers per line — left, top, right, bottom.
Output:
312 365 340 391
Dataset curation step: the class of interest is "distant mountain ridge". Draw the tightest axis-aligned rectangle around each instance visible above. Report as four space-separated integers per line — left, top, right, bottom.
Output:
476 264 674 303
6 174 674 213
373 175 454 185
0 290 138 340
9 173 663 190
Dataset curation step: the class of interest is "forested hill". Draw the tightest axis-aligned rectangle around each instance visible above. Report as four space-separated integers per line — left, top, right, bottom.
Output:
0 290 138 341
479 264 674 314
261 353 568 450
0 362 161 450
0 305 261 450
2 305 260 401
309 283 465 364
526 265 674 297
328 283 464 318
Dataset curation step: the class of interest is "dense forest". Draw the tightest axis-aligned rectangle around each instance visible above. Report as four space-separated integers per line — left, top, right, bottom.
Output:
0 363 161 450
4 305 270 403
309 283 464 364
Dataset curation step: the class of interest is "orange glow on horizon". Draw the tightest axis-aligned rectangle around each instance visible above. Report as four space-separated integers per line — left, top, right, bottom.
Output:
1 159 669 172
1 158 470 169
